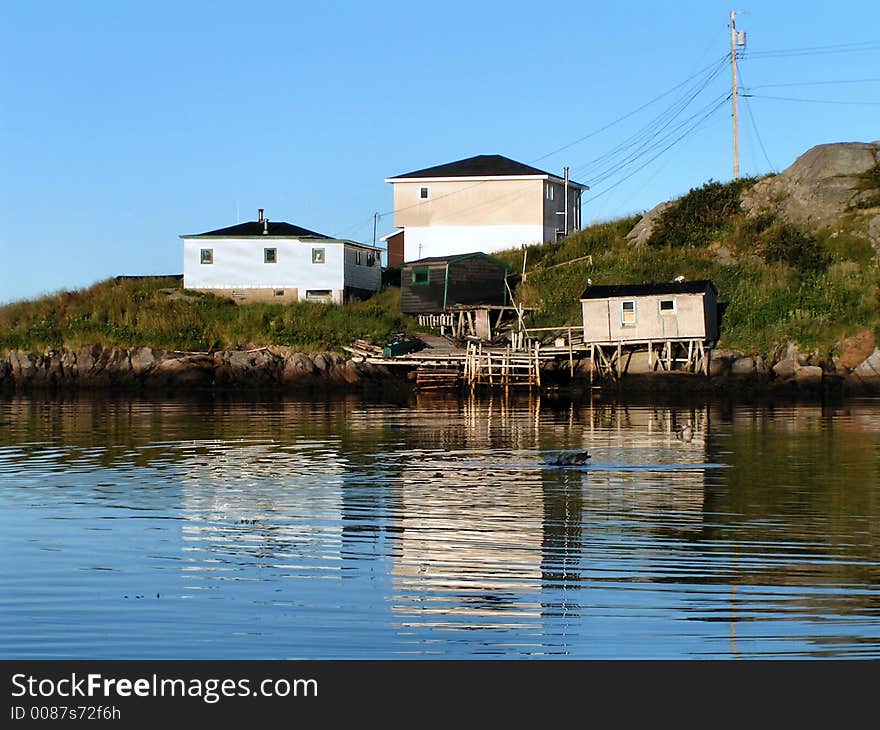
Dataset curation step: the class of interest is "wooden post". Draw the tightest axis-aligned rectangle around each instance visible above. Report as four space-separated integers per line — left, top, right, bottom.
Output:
568 326 574 377
534 341 541 387
589 343 594 388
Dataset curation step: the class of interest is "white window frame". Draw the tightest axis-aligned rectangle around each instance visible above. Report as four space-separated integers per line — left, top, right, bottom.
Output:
419 186 429 200
620 299 637 326
264 247 277 264
355 250 362 266
658 298 676 314
312 247 325 264
200 248 213 264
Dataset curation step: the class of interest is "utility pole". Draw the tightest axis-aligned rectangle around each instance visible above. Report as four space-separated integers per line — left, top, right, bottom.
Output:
372 212 378 246
563 166 570 237
730 10 746 180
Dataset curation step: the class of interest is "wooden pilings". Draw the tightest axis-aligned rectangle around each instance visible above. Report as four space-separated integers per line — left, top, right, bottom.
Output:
464 341 542 391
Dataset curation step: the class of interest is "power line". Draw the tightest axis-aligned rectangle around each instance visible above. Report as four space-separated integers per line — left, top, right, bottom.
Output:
559 58 729 193
742 95 775 173
746 94 880 106
743 40 880 58
579 92 731 187
531 53 730 163
737 66 775 174
342 32 877 240
747 77 880 89
581 96 729 205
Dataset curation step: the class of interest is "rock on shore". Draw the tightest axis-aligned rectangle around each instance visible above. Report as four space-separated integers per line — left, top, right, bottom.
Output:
0 346 397 391
2 338 880 395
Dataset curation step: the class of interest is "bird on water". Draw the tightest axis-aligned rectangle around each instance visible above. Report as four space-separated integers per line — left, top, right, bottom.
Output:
548 451 591 466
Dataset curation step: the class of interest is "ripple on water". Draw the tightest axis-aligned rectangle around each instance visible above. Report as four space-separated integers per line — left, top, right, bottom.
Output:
2 394 880 658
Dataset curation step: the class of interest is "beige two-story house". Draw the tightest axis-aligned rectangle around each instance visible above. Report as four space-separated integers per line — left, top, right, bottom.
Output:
384 155 588 262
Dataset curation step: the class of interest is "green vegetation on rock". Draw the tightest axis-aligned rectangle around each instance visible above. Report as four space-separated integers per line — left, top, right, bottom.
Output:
493 176 880 358
0 278 414 353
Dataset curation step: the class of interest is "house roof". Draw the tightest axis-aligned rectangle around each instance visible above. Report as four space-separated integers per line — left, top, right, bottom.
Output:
387 154 588 188
379 229 404 242
183 221 331 238
579 280 718 300
402 251 508 269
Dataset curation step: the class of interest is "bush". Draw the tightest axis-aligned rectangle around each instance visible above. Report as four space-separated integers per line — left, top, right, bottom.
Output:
760 223 829 271
647 178 755 249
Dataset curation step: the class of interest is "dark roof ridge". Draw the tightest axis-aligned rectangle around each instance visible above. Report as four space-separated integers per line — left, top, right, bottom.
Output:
183 220 331 238
579 280 717 299
388 154 587 188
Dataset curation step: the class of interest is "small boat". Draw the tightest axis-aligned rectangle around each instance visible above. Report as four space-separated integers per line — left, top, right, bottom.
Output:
547 451 591 466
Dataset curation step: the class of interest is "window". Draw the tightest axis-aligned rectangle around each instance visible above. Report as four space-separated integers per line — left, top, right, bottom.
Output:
312 248 325 264
411 267 430 286
200 248 213 264
621 300 636 326
274 289 285 297
419 187 429 200
367 253 376 267
264 247 277 264
659 299 675 313
355 250 362 265
305 289 332 302
545 184 554 201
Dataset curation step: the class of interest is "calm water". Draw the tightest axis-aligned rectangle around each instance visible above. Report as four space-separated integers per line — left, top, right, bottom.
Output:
1 391 879 659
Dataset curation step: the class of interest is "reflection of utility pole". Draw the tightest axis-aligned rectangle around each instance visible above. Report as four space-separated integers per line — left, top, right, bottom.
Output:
730 10 746 179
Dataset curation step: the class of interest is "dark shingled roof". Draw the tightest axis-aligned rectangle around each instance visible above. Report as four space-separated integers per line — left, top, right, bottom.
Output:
391 154 559 180
580 280 717 300
188 221 331 238
402 251 507 268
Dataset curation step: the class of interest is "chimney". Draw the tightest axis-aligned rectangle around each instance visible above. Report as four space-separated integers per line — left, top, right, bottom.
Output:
258 208 264 222
262 218 268 235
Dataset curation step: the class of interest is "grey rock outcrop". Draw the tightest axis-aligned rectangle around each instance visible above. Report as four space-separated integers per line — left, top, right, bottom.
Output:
625 141 880 248
0 346 402 391
625 201 675 247
740 141 880 237
847 348 880 389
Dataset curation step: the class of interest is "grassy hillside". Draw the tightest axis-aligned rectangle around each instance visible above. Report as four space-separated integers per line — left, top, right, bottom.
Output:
0 278 415 353
493 179 880 357
2 177 877 359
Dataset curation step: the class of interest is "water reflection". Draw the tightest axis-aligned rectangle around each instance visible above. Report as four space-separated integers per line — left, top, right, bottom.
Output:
1 392 879 658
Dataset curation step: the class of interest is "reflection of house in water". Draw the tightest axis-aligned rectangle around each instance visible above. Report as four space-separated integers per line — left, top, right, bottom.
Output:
576 402 711 531
388 398 716 629
391 466 546 628
176 439 346 584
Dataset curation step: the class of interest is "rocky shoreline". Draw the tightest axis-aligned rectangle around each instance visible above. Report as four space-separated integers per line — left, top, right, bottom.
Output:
1 340 879 396
0 346 403 392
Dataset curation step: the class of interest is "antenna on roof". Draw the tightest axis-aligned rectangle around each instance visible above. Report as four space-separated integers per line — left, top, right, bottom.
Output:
258 208 264 222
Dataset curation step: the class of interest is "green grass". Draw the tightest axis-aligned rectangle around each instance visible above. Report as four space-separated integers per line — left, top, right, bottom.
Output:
4 178 879 361
493 202 880 358
0 278 415 353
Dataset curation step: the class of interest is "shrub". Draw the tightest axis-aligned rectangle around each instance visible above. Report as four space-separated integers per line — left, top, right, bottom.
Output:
647 178 755 249
760 223 829 271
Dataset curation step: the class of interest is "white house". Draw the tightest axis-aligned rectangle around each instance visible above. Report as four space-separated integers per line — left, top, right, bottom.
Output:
181 210 382 304
384 154 588 262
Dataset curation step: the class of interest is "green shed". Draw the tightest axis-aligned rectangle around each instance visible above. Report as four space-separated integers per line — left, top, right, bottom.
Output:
399 252 509 315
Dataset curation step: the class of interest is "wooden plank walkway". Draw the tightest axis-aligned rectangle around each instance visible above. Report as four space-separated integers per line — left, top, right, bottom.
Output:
345 331 713 391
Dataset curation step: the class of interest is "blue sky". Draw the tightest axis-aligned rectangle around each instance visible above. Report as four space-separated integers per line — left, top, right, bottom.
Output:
2 0 878 304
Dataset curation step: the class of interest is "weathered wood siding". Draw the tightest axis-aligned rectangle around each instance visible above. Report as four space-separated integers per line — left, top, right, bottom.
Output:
400 263 448 314
445 257 508 308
